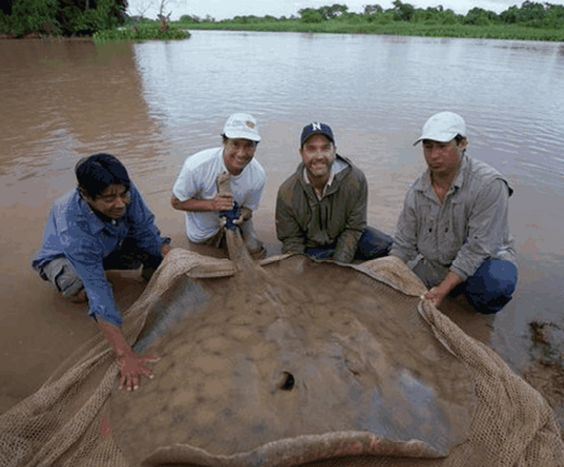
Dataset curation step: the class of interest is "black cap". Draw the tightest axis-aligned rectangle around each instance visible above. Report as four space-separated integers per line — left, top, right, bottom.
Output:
300 122 335 147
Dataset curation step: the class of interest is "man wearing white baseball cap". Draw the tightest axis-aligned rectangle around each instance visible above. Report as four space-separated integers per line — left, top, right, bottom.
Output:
390 111 518 314
171 113 266 259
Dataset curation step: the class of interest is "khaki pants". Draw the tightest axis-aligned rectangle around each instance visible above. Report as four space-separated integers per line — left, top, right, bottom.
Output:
38 244 162 299
39 257 85 298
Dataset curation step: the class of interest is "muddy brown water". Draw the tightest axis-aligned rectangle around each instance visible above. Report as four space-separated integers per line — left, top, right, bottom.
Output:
1 33 564 429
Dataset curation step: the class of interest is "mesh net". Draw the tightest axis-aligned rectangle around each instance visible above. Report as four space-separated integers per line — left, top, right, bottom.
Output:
0 250 562 467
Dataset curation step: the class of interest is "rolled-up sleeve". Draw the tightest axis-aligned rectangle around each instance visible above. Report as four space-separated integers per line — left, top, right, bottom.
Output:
450 179 511 281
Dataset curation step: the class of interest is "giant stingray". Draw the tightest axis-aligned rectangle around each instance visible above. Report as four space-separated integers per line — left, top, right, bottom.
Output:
109 176 477 466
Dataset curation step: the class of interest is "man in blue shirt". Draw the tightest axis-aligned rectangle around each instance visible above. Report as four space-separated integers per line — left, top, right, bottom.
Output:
32 153 171 391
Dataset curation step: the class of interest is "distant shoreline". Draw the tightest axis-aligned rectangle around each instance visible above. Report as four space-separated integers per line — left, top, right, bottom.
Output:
2 23 564 43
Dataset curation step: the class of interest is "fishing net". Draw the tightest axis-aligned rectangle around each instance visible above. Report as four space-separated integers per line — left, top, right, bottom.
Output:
0 249 562 467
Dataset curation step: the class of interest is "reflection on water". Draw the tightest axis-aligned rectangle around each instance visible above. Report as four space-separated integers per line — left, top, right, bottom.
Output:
1 31 564 411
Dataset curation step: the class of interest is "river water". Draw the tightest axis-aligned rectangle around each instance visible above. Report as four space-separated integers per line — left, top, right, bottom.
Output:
1 31 564 413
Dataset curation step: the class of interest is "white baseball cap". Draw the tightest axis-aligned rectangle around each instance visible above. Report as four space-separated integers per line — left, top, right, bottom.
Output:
414 111 466 145
222 113 261 142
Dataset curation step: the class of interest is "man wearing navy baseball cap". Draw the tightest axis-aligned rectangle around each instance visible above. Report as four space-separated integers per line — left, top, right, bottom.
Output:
390 111 518 314
275 122 393 263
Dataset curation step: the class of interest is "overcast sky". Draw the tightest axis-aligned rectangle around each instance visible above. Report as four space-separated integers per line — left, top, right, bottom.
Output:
127 0 564 21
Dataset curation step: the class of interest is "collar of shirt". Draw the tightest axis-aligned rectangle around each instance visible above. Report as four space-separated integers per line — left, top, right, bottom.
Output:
416 154 469 199
77 191 122 234
303 157 347 199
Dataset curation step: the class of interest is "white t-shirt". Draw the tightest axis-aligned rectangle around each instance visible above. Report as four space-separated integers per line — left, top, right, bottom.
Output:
172 147 266 242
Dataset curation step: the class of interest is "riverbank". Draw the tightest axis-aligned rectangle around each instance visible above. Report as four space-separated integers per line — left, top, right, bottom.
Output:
3 22 563 43
182 20 564 42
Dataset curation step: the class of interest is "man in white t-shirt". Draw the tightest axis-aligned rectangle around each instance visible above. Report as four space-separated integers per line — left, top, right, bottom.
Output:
171 113 266 259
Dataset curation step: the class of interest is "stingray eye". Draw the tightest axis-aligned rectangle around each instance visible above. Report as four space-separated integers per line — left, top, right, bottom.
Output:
279 371 295 391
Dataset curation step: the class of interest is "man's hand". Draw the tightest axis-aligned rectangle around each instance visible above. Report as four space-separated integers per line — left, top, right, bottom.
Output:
211 193 233 211
424 286 449 307
233 207 252 226
118 351 159 391
161 244 172 257
423 271 463 307
98 320 159 392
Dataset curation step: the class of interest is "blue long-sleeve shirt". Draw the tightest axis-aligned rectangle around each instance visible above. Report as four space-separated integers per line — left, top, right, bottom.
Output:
32 186 168 326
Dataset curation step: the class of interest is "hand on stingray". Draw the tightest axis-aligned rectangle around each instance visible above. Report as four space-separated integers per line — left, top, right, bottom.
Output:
118 352 159 392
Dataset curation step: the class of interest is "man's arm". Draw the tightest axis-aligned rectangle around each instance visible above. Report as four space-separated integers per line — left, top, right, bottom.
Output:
98 319 158 391
449 179 511 281
426 180 511 307
63 244 157 391
423 271 463 307
275 185 307 254
171 194 233 212
389 187 420 264
333 172 368 263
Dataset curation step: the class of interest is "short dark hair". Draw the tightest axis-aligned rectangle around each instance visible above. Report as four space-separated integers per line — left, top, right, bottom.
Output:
221 134 259 146
75 153 131 199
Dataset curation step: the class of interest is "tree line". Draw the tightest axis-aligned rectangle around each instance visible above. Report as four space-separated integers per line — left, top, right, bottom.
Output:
181 1 564 29
217 0 564 28
2 0 564 38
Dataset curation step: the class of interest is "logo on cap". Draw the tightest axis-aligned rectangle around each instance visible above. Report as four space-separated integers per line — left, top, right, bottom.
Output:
300 122 335 147
246 121 255 129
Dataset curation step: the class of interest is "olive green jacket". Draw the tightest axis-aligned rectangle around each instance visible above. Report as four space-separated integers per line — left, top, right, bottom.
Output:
275 155 367 263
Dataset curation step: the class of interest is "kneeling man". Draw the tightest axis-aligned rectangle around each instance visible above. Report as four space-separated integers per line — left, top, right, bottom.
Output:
276 122 392 263
33 153 171 391
390 111 518 313
171 113 266 259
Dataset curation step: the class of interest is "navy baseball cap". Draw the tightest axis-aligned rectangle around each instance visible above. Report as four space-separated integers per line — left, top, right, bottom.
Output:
300 122 335 147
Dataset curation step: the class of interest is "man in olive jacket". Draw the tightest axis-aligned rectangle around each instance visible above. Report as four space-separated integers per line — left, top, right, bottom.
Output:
275 122 392 264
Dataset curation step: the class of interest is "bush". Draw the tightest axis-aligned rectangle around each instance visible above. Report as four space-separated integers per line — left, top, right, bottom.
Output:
300 9 324 23
365 10 394 23
0 0 126 36
463 7 499 26
93 24 190 42
179 15 200 23
3 0 60 35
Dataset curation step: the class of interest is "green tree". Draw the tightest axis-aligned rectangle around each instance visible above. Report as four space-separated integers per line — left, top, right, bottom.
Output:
436 8 460 25
318 3 348 19
521 1 546 26
0 0 126 36
6 0 60 34
500 5 519 23
544 3 564 28
364 4 383 15
180 14 200 23
392 0 415 22
463 7 499 26
299 8 324 23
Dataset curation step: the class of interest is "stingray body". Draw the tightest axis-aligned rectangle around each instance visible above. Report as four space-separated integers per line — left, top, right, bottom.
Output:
110 172 475 465
110 238 475 465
